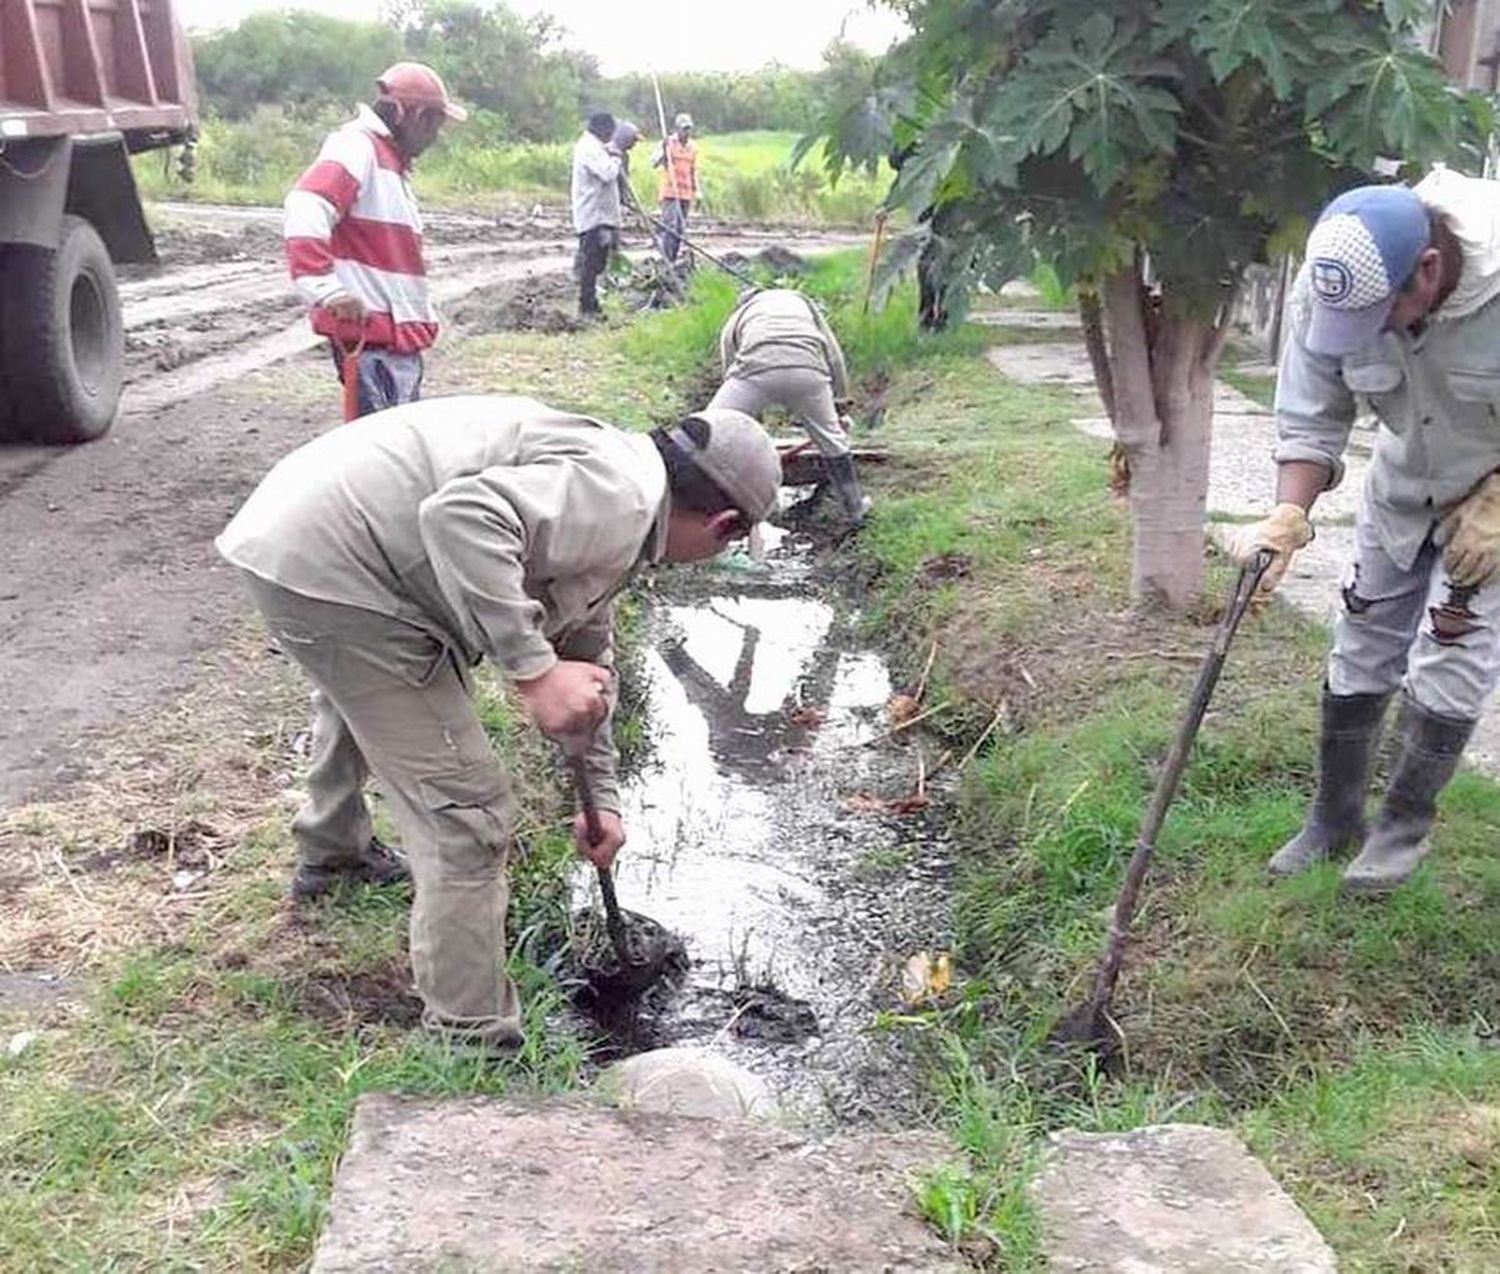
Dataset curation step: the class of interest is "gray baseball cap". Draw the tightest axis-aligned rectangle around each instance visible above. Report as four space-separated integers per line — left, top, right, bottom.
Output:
668 409 781 523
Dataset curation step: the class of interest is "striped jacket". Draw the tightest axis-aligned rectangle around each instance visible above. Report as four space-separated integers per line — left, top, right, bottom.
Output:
284 105 437 354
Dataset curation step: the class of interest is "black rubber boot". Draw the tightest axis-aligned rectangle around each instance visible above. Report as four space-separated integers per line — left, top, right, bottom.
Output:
1268 688 1391 878
291 838 411 901
1342 696 1474 895
825 453 872 523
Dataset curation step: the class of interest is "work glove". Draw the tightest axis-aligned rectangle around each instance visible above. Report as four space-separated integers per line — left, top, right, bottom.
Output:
1435 471 1500 588
1226 502 1313 593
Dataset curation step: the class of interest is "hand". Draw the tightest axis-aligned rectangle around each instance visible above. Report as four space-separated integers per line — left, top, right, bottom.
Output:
321 295 366 326
1226 502 1313 593
1436 472 1500 587
514 660 611 740
573 807 626 870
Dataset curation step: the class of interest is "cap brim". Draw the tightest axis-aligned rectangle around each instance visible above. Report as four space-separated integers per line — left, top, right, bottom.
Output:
1305 297 1392 358
443 102 468 122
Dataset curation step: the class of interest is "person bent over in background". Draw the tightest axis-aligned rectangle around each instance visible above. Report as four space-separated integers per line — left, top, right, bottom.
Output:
709 287 872 523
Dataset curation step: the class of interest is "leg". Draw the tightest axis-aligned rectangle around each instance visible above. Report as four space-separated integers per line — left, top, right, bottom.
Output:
781 369 871 522
245 578 522 1046
1271 520 1427 877
660 199 685 263
288 688 410 900
1342 558 1500 892
707 375 773 417
579 232 603 315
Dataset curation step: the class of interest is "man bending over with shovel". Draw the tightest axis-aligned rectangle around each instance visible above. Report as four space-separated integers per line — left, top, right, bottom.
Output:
217 397 780 1050
1230 170 1500 894
710 287 873 524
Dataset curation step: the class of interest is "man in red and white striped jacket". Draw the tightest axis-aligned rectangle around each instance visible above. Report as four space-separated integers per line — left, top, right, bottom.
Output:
285 63 466 419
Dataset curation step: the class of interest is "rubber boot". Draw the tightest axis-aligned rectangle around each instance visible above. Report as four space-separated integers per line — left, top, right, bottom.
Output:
1268 688 1391 878
825 453 872 523
292 838 411 901
1342 695 1474 895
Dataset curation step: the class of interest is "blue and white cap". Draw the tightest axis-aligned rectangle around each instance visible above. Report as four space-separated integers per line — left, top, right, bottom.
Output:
1304 185 1431 357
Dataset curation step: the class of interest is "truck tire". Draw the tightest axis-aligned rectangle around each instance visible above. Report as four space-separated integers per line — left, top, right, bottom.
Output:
0 215 124 444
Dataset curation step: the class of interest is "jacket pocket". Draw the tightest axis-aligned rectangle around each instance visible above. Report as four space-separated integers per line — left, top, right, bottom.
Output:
1340 360 1403 395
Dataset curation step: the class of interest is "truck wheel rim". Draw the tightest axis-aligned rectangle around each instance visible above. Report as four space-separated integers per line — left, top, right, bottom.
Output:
70 272 108 396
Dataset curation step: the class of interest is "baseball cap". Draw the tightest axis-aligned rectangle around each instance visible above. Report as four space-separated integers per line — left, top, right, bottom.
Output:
1304 184 1432 357
668 409 781 524
674 112 694 130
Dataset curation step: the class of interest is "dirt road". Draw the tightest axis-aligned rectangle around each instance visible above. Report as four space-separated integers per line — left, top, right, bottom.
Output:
0 205 862 806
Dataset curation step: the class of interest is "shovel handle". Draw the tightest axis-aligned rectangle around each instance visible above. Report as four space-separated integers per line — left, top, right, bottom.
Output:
566 755 632 963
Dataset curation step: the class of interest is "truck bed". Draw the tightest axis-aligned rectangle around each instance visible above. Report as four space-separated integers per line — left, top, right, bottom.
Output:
0 0 194 143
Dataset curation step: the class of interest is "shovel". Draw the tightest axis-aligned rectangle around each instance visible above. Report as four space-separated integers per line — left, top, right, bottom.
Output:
1053 549 1274 1056
566 755 675 1001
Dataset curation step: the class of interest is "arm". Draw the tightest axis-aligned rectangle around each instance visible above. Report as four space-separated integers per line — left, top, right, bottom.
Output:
283 132 369 311
555 607 621 813
1270 312 1357 508
579 139 623 186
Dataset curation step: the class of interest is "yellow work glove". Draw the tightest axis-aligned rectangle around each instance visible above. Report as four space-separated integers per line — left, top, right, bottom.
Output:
1226 502 1313 593
1436 472 1500 588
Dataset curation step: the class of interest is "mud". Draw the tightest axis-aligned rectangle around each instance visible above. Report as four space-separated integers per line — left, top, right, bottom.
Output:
572 522 956 1127
449 272 582 335
294 965 425 1030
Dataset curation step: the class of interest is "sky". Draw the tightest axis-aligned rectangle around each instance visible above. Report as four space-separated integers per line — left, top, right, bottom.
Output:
175 1 910 75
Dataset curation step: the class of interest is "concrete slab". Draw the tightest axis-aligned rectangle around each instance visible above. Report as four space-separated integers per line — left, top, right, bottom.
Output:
311 1094 964 1273
0 971 78 1015
1034 1124 1337 1273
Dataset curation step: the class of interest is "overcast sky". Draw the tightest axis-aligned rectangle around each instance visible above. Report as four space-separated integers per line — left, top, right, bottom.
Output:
176 1 909 75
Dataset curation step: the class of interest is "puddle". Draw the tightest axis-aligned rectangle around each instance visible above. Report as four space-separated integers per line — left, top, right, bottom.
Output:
575 524 954 1127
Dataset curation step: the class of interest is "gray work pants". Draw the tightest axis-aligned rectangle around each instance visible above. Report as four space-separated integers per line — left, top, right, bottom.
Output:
242 573 521 1046
708 367 849 459
1328 515 1500 721
659 198 689 263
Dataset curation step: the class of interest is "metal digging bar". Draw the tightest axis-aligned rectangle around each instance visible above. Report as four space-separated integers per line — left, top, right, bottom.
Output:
566 754 672 1000
1052 549 1275 1056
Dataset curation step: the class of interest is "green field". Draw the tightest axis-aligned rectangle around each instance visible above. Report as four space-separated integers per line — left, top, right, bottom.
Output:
134 114 887 224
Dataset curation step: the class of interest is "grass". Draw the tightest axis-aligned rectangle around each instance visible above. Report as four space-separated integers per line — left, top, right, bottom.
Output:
135 112 886 224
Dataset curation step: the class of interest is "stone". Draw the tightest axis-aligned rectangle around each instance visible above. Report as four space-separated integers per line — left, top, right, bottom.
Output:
1033 1123 1337 1273
311 1093 963 1273
596 1046 776 1121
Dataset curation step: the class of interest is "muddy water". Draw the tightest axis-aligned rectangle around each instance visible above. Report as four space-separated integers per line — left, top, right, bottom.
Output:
579 524 955 1127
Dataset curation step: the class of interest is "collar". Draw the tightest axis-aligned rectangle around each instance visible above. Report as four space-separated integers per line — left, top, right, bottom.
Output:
356 103 409 172
622 431 671 565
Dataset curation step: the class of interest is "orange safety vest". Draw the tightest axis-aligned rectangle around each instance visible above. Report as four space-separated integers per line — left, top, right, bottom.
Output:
658 137 698 202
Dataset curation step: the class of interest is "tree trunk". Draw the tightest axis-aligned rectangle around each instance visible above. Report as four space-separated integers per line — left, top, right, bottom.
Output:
1101 267 1221 609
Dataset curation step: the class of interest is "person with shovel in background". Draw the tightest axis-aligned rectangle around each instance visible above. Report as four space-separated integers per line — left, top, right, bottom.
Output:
653 112 698 266
1230 169 1500 894
216 396 781 1053
570 112 640 318
284 62 465 418
709 287 873 523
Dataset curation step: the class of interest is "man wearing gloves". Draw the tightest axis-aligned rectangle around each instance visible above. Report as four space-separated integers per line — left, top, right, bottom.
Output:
570 111 639 317
1230 169 1500 894
709 287 872 523
217 396 781 1049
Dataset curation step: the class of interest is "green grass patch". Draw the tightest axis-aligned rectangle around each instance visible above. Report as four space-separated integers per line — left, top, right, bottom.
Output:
136 115 884 223
842 307 1500 1264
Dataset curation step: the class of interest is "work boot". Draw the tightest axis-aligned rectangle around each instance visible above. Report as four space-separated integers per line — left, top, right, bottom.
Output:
825 453 873 524
1268 687 1391 878
1342 696 1474 895
291 838 411 901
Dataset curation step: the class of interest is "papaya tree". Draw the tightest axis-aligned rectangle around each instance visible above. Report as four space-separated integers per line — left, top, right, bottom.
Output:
803 0 1489 607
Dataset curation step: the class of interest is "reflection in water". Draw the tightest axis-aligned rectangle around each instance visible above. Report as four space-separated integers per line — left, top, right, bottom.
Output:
579 538 953 1126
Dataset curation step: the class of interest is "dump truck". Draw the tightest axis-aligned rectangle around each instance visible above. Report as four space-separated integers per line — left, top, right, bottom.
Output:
0 0 196 444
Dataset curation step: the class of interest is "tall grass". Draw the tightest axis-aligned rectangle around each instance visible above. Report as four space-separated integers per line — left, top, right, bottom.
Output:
135 112 886 224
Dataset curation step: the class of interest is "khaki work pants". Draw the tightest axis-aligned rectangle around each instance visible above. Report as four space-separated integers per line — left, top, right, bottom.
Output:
242 573 522 1046
708 366 849 459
